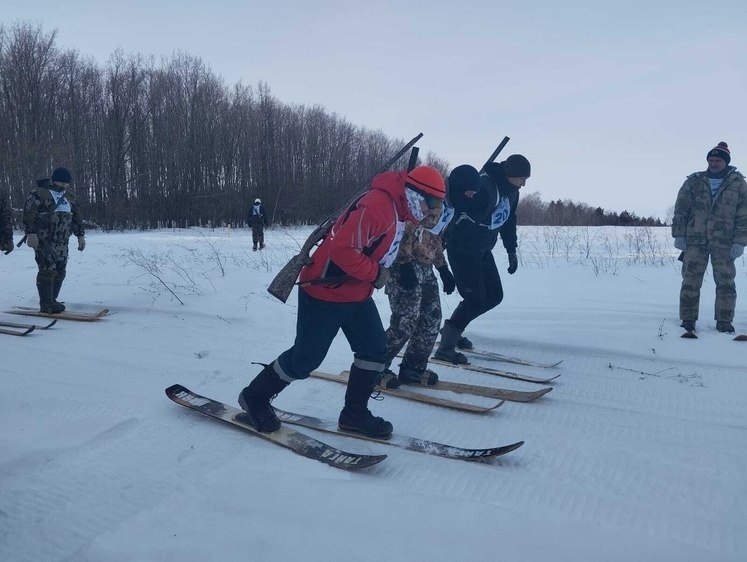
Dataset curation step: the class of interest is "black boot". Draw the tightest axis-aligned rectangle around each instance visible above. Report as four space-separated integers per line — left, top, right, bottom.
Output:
398 366 438 386
434 321 468 364
238 363 289 432
52 273 66 311
456 335 474 350
716 321 735 334
37 278 64 314
339 365 393 439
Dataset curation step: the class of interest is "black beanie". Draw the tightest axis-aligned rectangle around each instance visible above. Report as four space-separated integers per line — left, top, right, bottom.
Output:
502 154 531 178
706 142 730 165
51 167 72 184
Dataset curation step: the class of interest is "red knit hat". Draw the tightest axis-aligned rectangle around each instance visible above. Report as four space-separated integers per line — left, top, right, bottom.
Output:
406 166 446 200
707 142 731 165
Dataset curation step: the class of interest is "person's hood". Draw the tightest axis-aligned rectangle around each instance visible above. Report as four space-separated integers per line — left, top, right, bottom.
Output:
369 170 418 223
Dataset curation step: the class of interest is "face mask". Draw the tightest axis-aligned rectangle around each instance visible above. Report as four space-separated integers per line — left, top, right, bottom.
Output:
405 188 426 221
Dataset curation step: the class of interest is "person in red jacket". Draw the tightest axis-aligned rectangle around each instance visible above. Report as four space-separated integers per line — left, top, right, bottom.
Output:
238 166 446 438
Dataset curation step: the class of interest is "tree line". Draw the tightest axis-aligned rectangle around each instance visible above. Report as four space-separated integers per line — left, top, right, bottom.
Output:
517 193 664 227
1 21 660 231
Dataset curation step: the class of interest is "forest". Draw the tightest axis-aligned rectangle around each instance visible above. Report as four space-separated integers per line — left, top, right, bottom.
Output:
0 22 661 230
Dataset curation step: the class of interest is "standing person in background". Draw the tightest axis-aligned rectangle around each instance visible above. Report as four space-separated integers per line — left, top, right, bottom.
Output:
23 167 86 313
379 215 456 389
249 198 268 251
672 142 747 335
237 166 446 439
1 187 13 255
434 156 530 364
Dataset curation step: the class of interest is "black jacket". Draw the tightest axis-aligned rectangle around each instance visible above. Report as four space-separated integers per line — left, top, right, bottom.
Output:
445 164 519 255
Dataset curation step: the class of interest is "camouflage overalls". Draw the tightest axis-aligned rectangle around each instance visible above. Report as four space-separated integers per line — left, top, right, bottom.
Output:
385 223 447 377
0 188 13 252
672 168 747 322
23 180 85 297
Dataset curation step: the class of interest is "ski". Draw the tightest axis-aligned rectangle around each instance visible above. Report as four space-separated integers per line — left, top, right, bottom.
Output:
165 384 386 470
733 334 747 342
427 357 561 384
401 378 552 403
449 345 563 368
310 371 504 413
5 307 109 322
0 318 57 330
681 331 697 339
274 408 524 461
0 325 35 336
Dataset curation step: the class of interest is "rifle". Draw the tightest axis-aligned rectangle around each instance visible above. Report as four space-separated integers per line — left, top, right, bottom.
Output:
267 133 424 303
479 136 510 173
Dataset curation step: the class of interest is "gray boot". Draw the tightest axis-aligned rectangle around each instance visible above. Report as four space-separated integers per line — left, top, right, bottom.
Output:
434 321 468 364
52 273 66 311
37 277 64 314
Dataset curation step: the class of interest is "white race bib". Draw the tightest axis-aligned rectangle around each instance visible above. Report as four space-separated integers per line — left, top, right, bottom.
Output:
51 190 71 213
379 220 406 268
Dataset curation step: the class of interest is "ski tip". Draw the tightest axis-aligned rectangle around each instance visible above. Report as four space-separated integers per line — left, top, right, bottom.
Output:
165 384 189 397
681 331 698 339
733 334 747 342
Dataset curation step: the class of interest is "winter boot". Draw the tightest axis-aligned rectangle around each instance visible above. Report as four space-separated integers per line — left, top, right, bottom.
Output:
680 320 696 333
52 274 66 311
260 242 266 250
339 365 393 439
398 366 438 386
377 367 401 389
456 335 474 350
252 244 258 252
716 321 735 334
238 363 289 432
434 321 468 364
37 278 64 314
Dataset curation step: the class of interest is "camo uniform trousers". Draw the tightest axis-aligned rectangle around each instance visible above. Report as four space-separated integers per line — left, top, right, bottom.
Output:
385 262 442 374
680 244 737 322
35 240 69 283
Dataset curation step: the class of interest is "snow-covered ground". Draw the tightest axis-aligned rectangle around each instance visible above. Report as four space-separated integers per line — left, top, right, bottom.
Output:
1 225 745 562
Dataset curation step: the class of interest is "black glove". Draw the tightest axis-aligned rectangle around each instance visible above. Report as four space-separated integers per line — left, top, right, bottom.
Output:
436 265 455 295
507 253 518 275
398 262 418 290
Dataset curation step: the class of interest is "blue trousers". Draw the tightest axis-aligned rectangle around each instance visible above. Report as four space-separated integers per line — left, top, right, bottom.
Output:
276 289 387 381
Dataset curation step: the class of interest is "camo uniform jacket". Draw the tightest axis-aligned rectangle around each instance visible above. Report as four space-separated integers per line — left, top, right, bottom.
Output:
672 167 747 248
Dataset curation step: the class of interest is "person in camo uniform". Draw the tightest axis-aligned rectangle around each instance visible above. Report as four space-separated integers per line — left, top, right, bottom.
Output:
23 167 86 313
379 216 456 389
0 187 14 255
672 142 747 335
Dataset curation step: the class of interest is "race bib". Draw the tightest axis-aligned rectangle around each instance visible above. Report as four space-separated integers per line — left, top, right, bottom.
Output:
428 204 454 235
379 220 406 267
51 190 71 213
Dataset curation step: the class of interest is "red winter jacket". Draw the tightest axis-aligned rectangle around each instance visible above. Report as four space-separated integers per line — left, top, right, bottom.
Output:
300 171 417 303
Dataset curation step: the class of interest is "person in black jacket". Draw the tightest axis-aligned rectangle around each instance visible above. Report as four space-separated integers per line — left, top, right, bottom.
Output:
1 187 13 255
434 155 530 363
248 198 268 251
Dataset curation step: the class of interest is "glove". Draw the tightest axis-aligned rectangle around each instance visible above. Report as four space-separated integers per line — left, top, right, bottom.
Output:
398 262 418 291
77 236 86 251
436 265 456 295
26 233 39 250
731 243 745 260
1 239 13 255
372 265 389 289
507 253 518 275
674 237 687 251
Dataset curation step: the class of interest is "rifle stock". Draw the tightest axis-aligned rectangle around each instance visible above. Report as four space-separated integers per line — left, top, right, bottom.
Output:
267 132 424 303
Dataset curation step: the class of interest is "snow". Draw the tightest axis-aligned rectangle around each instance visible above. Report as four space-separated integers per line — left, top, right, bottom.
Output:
1 225 745 562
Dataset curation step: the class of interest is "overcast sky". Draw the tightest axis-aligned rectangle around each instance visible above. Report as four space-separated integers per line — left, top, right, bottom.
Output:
4 0 746 218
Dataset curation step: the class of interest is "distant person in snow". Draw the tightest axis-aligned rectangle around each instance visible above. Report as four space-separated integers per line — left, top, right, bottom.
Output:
23 167 86 313
1 187 13 255
672 142 747 335
249 198 268 251
379 215 455 389
434 156 530 363
237 166 446 439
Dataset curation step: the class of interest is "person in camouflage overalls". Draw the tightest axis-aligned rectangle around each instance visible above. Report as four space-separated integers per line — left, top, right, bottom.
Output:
23 167 86 313
672 142 747 334
0 187 13 255
380 218 456 388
